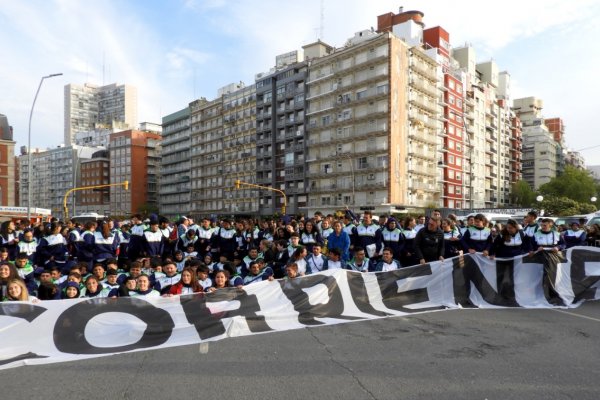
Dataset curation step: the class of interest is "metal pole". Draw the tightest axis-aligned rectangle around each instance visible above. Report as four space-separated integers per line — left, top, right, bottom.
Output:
27 73 62 222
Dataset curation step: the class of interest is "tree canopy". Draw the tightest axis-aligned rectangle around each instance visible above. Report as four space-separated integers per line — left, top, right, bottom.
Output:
539 166 599 205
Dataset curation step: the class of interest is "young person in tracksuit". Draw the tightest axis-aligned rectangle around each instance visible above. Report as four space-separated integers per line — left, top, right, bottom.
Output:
460 214 493 256
93 221 120 264
489 219 531 306
127 214 146 261
529 218 566 305
211 219 237 260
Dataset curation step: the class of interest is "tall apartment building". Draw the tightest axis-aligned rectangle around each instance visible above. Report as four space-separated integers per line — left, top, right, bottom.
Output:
19 145 97 218
109 130 161 216
190 97 223 216
255 54 308 215
77 150 110 215
0 114 16 206
221 84 258 214
513 97 559 189
305 31 410 214
64 83 138 145
160 107 192 220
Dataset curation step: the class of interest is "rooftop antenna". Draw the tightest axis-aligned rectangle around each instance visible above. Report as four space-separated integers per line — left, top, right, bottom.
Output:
319 0 325 39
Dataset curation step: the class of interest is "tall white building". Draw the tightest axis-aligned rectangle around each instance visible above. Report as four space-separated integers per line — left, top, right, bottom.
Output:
64 83 138 145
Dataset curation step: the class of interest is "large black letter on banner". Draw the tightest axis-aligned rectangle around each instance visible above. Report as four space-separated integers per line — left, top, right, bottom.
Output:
346 271 390 317
180 289 272 340
0 303 49 366
452 255 519 307
53 298 175 354
569 248 600 303
375 264 442 312
279 274 362 325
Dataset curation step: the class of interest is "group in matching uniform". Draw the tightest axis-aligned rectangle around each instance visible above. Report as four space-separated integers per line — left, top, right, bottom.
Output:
0 208 596 304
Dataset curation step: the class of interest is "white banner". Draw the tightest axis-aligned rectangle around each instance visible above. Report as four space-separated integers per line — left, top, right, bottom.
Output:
1 246 599 370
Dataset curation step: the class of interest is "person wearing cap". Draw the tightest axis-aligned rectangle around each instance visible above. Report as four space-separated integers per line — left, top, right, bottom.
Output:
381 218 404 261
562 221 587 249
143 218 165 258
61 281 81 299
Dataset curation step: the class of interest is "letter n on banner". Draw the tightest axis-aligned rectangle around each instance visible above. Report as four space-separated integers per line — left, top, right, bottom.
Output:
375 264 444 312
451 254 520 307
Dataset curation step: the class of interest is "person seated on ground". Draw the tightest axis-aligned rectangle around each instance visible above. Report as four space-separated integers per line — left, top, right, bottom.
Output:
3 278 39 303
206 270 230 293
242 247 262 277
132 274 161 299
243 259 274 285
167 267 202 296
102 269 120 292
222 262 244 288
306 244 328 274
326 248 346 270
272 239 290 279
284 263 299 280
110 276 138 298
37 281 60 300
347 246 371 272
90 263 106 282
287 233 301 257
562 222 587 249
61 281 81 299
154 261 181 294
288 246 308 276
173 250 186 272
196 264 212 291
203 254 216 274
14 252 37 295
61 272 83 292
80 275 110 298
183 244 198 260
118 261 143 284
372 247 402 272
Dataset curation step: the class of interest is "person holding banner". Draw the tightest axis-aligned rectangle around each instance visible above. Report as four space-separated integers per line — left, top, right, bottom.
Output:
460 214 493 256
3 278 38 302
562 222 587 249
168 267 203 296
414 216 445 264
530 219 565 254
347 247 371 272
206 270 230 293
490 219 531 258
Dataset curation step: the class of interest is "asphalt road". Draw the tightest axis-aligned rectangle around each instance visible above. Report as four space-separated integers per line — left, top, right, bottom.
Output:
2 302 600 400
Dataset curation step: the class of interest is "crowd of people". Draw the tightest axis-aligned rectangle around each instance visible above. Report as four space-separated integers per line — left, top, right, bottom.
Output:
1 208 599 303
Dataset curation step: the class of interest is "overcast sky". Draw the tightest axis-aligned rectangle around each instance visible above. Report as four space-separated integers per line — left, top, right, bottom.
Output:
1 0 599 164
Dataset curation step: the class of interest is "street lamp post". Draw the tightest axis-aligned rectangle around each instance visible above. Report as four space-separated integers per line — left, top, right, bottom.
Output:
27 73 63 222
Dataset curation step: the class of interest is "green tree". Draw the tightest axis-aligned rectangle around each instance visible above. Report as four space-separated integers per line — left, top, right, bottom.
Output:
539 166 599 204
510 180 536 206
538 196 597 216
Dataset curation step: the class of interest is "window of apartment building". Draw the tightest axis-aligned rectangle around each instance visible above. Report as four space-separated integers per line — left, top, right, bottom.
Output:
448 125 455 134
448 185 454 194
456 172 462 181
456 143 462 152
356 88 367 100
358 157 368 169
323 163 332 174
448 95 455 105
448 140 455 149
448 80 455 90
448 169 455 180
448 155 455 165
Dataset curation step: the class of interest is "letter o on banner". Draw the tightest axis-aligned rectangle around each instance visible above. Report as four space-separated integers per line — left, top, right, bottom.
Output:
53 298 175 354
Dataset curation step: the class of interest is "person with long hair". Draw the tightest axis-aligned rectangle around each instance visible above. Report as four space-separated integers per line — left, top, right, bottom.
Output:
441 218 462 259
205 270 231 293
168 267 202 296
0 220 20 261
289 246 308 276
80 275 110 298
300 220 324 253
490 219 531 258
36 222 70 270
0 262 19 299
401 216 419 267
4 278 38 302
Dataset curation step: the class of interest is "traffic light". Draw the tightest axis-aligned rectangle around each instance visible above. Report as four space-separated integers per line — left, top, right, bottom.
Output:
124 180 129 191
235 180 241 189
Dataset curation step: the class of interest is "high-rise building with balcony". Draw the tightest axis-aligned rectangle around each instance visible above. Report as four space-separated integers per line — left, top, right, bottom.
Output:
19 145 97 218
109 130 161 216
77 150 110 215
513 97 559 189
64 83 138 145
160 107 192 220
0 114 16 206
255 54 308 215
